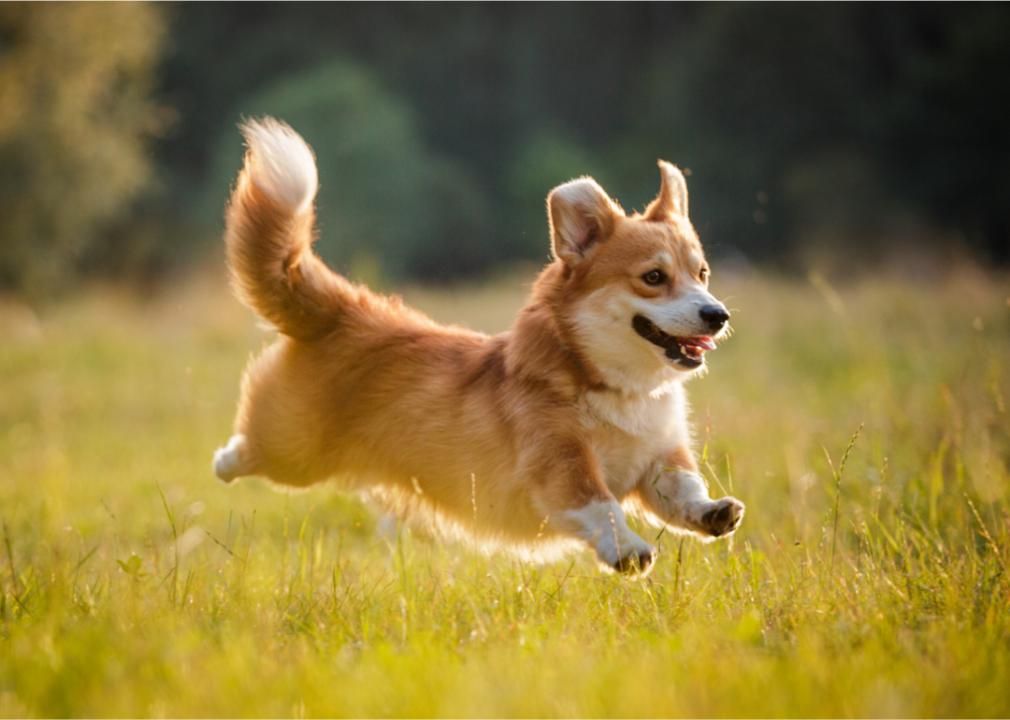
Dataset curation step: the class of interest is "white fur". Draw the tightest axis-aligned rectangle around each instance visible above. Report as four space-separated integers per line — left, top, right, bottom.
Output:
560 499 653 569
673 474 744 537
582 382 685 440
240 118 318 215
213 434 248 482
668 469 713 507
580 383 690 499
639 467 744 539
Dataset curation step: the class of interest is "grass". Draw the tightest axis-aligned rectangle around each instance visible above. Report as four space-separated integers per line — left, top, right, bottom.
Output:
0 264 1008 717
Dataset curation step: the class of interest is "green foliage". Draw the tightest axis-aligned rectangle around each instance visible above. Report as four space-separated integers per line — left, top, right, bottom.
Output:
1 270 1008 715
202 60 491 282
504 131 607 259
0 4 165 296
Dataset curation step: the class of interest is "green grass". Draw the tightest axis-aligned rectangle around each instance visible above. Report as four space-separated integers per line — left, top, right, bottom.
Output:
1 266 1008 717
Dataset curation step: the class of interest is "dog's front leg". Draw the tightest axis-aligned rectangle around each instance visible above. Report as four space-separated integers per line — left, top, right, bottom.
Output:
527 440 656 575
635 447 745 539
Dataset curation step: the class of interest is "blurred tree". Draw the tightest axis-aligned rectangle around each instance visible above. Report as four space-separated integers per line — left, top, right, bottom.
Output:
0 4 166 296
504 131 609 260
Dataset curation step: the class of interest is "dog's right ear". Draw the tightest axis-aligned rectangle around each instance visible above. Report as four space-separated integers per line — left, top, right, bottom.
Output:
547 178 622 268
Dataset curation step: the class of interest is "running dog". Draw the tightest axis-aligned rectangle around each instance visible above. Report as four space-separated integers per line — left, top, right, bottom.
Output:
214 118 744 575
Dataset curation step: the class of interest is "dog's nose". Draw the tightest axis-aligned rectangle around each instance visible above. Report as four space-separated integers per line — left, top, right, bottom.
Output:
699 304 730 331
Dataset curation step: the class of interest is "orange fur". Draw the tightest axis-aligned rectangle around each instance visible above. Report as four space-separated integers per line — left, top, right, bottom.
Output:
215 119 744 575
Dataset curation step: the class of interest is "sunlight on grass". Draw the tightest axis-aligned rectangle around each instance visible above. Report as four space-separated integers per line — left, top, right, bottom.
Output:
0 266 1008 716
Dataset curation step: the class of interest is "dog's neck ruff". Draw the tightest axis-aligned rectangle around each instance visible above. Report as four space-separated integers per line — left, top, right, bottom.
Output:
554 310 683 401
551 308 622 394
580 380 684 440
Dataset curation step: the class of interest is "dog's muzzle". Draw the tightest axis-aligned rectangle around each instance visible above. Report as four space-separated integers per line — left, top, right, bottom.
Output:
632 315 717 369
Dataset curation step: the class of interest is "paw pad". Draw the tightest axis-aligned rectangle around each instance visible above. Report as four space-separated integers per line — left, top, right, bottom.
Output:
612 547 657 576
700 497 745 537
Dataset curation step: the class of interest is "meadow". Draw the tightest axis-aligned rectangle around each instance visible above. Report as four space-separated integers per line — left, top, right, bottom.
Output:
0 264 1008 717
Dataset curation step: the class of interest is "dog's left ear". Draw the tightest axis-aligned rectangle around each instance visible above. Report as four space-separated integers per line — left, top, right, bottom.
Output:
645 160 689 221
547 177 623 268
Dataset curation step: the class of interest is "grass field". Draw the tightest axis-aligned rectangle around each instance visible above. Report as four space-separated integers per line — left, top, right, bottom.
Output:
1 264 1008 717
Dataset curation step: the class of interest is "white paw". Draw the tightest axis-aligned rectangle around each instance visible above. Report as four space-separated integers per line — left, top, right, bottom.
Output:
611 543 657 576
564 500 657 576
690 496 745 538
213 434 248 483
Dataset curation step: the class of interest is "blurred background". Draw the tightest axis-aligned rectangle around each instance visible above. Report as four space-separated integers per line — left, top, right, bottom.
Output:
1 3 1008 299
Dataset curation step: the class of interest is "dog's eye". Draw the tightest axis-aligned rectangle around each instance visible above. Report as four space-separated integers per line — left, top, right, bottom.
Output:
699 267 709 282
642 269 666 286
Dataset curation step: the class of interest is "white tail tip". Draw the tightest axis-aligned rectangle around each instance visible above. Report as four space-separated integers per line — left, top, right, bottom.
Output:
240 117 318 215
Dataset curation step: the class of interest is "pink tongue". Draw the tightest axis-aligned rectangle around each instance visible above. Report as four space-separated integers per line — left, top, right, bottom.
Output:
683 336 717 351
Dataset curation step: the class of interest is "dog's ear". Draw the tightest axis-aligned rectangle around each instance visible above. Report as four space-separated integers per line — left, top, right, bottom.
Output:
645 160 689 221
547 178 622 267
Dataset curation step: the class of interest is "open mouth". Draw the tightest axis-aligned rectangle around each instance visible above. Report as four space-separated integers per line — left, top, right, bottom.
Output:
632 315 717 369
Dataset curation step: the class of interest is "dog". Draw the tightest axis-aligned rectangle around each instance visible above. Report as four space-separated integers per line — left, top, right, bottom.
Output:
213 118 744 576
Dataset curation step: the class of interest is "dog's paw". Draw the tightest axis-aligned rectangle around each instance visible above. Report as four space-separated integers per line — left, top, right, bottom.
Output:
564 499 657 578
213 434 248 483
612 546 657 577
596 525 656 578
697 497 745 538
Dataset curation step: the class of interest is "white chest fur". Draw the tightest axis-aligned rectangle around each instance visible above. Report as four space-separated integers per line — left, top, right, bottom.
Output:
579 381 690 498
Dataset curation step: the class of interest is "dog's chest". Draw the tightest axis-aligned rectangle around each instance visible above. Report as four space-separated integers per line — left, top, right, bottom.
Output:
579 384 689 497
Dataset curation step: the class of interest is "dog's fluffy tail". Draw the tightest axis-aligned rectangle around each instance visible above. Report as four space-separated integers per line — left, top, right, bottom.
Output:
225 117 352 341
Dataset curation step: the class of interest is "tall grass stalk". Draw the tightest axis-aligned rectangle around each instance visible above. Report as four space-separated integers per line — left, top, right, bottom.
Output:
824 423 863 575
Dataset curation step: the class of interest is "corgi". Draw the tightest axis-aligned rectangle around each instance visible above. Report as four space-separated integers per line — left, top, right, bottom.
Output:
213 118 743 576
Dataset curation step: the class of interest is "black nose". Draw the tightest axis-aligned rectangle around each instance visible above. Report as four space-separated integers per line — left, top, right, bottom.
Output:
699 304 730 331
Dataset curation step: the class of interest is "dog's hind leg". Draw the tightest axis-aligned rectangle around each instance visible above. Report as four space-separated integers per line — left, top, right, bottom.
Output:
213 434 253 483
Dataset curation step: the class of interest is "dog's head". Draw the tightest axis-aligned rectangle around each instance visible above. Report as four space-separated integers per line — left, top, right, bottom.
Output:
546 161 730 392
